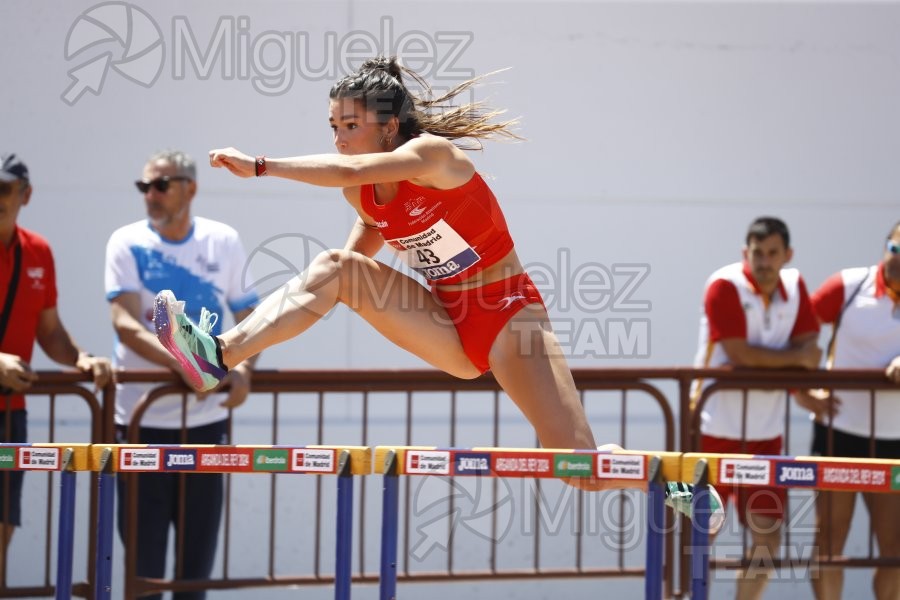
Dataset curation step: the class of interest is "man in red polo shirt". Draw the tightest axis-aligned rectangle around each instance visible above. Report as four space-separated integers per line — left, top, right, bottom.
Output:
0 153 112 576
692 216 821 598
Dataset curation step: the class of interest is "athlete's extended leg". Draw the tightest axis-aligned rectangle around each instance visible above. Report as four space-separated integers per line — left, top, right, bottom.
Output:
162 249 481 386
486 302 726 532
486 304 641 492
487 305 595 448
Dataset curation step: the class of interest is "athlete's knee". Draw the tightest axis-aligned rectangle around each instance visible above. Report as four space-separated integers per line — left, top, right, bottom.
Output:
308 248 351 271
307 248 378 304
306 249 358 284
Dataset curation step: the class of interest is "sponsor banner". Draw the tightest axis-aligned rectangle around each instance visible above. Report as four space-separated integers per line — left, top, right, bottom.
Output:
596 455 646 480
892 466 900 492
405 450 450 475
0 448 15 469
774 461 818 487
553 453 595 478
819 462 890 492
492 452 553 478
197 449 253 472
291 449 336 473
19 447 60 470
719 459 771 486
453 452 492 476
253 449 289 472
119 448 160 472
163 449 197 471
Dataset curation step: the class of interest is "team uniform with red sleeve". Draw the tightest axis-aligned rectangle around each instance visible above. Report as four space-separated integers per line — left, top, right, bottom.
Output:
0 226 58 410
0 226 58 525
692 262 819 524
360 172 543 373
809 263 900 458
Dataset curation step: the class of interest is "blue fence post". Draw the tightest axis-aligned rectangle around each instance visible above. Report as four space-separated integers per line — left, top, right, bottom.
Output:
55 448 76 600
94 448 115 600
334 450 354 600
644 456 664 600
379 450 399 600
690 459 711 600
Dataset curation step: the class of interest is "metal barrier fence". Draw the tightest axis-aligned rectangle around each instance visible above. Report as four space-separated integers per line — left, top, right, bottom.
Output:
2 368 897 598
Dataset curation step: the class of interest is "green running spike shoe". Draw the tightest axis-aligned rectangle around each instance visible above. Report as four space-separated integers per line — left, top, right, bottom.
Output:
154 290 226 392
665 481 726 535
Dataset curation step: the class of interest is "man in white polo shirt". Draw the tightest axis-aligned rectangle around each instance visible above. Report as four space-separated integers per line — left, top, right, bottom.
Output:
796 221 900 600
693 216 821 598
105 149 259 599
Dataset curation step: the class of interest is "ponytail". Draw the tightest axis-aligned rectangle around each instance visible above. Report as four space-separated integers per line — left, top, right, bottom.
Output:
329 56 522 150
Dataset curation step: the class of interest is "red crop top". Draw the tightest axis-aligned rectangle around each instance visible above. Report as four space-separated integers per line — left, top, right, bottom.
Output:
360 173 515 285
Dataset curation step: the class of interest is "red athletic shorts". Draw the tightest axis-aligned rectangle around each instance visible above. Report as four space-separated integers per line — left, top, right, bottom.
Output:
701 434 786 526
433 273 545 374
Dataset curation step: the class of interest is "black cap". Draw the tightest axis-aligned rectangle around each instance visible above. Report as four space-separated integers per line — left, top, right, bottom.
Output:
0 154 29 183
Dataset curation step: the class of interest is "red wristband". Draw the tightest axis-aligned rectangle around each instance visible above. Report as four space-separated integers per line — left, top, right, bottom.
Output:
255 155 267 177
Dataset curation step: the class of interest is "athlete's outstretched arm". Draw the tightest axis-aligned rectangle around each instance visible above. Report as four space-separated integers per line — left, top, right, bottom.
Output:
209 137 464 187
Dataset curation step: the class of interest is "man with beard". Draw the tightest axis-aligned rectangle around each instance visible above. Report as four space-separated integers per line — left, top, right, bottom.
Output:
692 216 821 599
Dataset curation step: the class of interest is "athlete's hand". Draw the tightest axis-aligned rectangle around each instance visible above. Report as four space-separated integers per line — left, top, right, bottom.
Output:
209 147 255 178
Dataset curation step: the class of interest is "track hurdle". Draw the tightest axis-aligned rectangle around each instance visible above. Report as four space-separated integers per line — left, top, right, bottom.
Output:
375 446 682 600
89 444 370 600
0 443 91 600
681 452 900 598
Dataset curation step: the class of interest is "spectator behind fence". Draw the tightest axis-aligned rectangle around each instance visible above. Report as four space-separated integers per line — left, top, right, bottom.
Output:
104 150 259 600
692 216 821 598
0 153 112 581
795 221 900 600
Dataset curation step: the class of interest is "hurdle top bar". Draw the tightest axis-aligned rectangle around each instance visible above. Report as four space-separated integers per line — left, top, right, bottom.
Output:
0 443 91 471
682 453 900 493
88 444 371 475
374 446 682 482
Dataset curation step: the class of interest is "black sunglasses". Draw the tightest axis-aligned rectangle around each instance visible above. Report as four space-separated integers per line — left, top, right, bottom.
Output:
135 175 191 194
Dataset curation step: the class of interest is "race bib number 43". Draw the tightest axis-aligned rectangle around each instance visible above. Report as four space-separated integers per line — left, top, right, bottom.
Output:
386 219 481 281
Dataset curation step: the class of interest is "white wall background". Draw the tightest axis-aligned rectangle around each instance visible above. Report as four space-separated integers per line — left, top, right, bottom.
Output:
2 0 897 372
